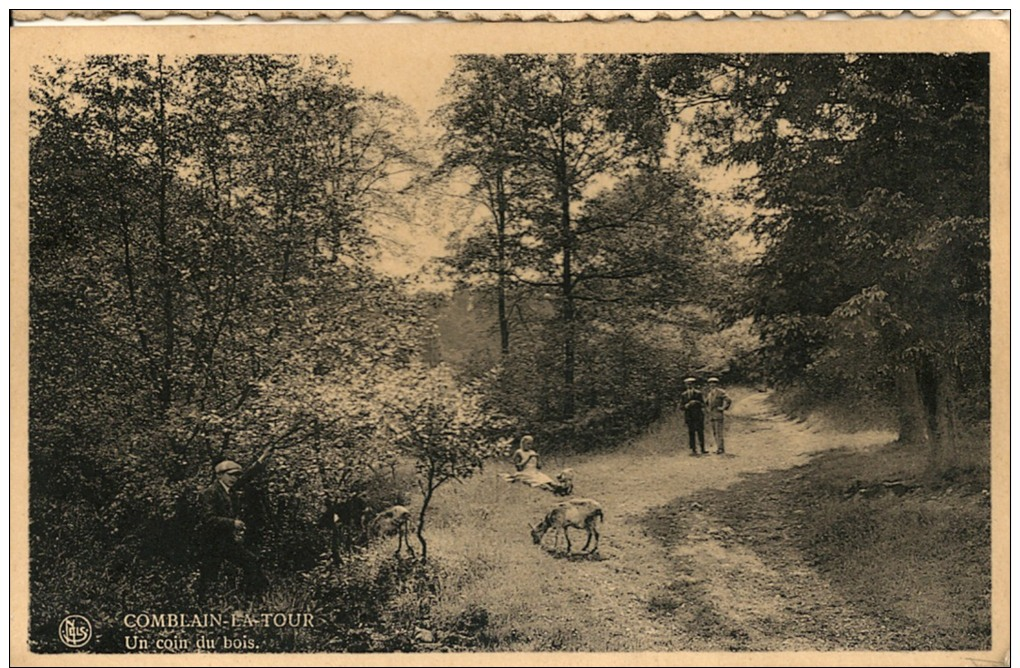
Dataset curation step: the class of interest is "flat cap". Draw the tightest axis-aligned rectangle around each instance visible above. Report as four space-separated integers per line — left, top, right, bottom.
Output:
215 460 242 474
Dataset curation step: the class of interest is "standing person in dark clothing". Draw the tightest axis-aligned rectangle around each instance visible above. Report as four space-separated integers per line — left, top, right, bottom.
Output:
681 377 706 456
195 445 273 596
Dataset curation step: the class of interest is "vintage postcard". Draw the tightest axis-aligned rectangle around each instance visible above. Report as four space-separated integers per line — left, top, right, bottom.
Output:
10 15 1009 667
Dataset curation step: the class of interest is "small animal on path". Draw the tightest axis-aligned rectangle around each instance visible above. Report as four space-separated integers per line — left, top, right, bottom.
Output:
530 498 603 554
370 505 415 558
548 468 575 496
501 467 576 496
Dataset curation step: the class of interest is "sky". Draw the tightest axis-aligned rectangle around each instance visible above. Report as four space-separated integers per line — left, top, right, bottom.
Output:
344 43 455 123
344 52 471 286
341 51 759 287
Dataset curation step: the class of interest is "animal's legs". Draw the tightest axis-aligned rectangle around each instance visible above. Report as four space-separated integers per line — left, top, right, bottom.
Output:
403 524 416 557
589 523 600 552
581 527 593 552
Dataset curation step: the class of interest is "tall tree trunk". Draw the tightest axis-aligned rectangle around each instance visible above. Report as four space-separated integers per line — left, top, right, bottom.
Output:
557 154 575 420
495 170 510 356
155 55 174 411
113 127 155 379
895 364 932 445
310 423 336 562
932 364 963 471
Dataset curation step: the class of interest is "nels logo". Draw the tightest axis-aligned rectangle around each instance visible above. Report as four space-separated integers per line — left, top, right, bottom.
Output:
58 615 93 649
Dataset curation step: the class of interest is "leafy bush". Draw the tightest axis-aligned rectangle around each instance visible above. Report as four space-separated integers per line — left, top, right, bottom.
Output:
378 363 513 561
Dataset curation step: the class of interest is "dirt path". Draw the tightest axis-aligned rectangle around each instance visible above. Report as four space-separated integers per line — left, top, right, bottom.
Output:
429 389 899 651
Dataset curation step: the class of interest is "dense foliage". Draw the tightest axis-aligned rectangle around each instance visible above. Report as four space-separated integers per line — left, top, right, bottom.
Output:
29 55 500 650
436 53 989 461
665 53 990 465
436 55 744 448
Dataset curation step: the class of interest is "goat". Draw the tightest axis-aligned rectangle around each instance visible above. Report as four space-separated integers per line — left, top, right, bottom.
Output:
318 492 373 564
530 498 603 554
322 492 371 546
369 505 415 558
550 468 575 496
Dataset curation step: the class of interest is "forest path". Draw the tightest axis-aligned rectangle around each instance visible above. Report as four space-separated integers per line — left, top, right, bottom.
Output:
425 389 899 651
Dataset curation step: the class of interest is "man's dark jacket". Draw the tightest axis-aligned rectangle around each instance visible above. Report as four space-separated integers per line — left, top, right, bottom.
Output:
197 482 240 549
681 388 706 426
195 461 264 550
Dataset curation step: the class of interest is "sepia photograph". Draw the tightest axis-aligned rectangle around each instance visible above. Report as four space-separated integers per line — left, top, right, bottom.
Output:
10 16 1009 666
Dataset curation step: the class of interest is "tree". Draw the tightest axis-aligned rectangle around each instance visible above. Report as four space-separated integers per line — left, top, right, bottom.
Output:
378 364 511 562
651 53 990 465
29 54 427 571
436 56 542 356
435 55 751 451
439 55 683 419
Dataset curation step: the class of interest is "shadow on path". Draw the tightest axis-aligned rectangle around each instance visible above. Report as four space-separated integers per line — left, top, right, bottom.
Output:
640 440 991 651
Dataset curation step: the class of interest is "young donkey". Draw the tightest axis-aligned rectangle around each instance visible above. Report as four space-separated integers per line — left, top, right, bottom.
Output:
530 498 603 554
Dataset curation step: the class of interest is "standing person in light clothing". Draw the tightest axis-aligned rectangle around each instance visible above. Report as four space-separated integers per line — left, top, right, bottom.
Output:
704 377 733 454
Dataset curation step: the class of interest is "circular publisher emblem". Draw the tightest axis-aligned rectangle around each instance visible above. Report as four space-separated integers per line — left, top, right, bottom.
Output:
58 615 93 649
